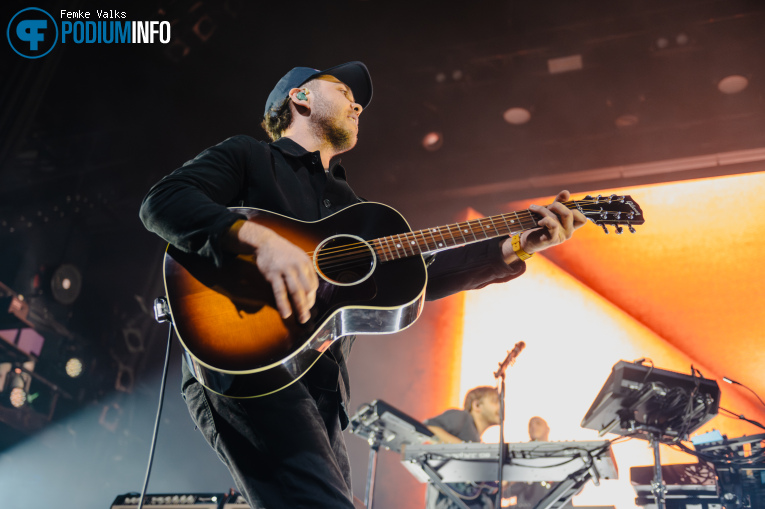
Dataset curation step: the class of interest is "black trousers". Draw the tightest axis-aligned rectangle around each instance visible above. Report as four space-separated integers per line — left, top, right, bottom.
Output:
183 379 355 509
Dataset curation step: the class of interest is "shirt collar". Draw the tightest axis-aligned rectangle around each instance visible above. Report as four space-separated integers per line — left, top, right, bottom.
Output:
271 137 348 181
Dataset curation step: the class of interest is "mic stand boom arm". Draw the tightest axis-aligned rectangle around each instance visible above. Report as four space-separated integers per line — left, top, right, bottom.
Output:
493 341 525 509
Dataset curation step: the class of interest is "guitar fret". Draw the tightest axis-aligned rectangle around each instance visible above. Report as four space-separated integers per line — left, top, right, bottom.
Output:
435 227 448 249
518 210 535 228
478 219 490 239
395 233 407 258
382 239 393 262
449 225 457 247
500 214 513 235
401 232 411 256
382 237 395 261
427 228 439 251
372 240 385 262
379 237 389 260
455 222 468 244
468 221 479 241
471 219 481 240
398 233 410 257
420 229 435 253
408 231 422 255
407 232 418 255
487 216 500 237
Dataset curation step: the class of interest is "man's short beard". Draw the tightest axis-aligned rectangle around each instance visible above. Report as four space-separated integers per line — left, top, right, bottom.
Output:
311 98 356 152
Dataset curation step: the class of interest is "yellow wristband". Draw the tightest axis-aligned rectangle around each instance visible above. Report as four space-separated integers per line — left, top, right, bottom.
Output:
511 234 533 261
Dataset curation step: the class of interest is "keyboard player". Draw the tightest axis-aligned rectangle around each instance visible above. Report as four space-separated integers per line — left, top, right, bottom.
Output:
422 386 501 509
504 417 574 508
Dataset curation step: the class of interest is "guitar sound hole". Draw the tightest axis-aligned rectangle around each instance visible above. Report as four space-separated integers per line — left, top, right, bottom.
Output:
314 235 376 286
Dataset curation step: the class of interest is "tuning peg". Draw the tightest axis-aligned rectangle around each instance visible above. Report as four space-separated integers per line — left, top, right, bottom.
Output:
608 194 616 203
628 225 636 234
600 224 609 234
584 195 593 200
615 225 623 234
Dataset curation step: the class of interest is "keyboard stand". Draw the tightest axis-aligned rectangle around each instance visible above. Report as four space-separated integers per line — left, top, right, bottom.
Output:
417 459 472 509
534 468 591 509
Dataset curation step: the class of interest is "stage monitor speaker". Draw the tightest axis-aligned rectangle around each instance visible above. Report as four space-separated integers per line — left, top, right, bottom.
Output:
111 492 251 509
581 360 720 440
111 493 226 509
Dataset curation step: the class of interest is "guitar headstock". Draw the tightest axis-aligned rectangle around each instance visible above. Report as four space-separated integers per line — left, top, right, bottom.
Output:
574 194 645 234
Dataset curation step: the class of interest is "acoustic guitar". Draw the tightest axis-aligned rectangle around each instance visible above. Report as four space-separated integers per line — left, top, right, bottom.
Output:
162 195 644 397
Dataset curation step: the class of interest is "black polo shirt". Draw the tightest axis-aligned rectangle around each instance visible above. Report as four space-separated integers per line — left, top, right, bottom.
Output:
140 135 525 422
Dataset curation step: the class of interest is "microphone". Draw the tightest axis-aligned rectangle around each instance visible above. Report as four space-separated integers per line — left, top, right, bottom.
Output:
494 341 525 379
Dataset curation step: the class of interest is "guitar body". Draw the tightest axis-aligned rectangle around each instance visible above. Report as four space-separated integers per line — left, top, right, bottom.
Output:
163 202 428 398
162 194 645 398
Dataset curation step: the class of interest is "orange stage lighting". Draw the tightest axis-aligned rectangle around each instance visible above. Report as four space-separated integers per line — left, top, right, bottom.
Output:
456 172 765 509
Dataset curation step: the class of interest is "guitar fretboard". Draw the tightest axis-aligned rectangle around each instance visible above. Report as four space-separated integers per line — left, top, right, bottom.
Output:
372 208 542 262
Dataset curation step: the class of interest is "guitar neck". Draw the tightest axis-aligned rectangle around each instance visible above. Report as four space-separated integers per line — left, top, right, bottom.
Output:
372 204 553 263
366 193 645 263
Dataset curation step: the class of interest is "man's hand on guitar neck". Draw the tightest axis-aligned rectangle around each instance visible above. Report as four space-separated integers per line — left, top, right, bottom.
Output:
223 219 318 324
501 190 587 264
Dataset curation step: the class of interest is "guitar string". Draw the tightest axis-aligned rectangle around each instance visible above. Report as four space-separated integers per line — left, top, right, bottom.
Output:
307 199 624 256
308 200 624 258
313 216 541 270
307 200 635 272
308 201 632 270
306 200 606 260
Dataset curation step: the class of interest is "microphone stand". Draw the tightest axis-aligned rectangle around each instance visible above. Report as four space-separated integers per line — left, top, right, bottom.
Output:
493 342 524 509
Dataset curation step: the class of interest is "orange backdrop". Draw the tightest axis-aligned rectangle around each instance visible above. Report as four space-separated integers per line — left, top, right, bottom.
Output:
451 172 765 508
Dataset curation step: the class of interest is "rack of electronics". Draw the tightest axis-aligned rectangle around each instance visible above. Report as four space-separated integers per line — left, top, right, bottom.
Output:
582 360 764 509
112 360 763 509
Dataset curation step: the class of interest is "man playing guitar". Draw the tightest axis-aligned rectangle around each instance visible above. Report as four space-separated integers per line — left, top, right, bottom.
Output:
140 61 586 509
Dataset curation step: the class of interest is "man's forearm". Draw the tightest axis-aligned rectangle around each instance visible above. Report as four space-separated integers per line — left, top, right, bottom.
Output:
426 425 463 444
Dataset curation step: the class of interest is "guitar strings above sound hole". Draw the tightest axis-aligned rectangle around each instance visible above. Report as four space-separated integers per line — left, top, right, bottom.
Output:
315 235 376 285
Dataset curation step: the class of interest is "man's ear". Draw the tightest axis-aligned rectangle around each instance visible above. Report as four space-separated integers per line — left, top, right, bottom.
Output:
289 87 309 109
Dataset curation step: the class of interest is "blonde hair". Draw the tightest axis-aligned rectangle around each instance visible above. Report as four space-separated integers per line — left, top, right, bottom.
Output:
463 386 498 412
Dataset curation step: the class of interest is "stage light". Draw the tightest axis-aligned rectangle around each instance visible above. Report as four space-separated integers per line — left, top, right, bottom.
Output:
50 264 82 305
615 114 639 128
503 107 531 125
547 54 583 74
8 370 27 408
422 132 443 152
192 14 216 42
65 357 83 378
717 75 748 95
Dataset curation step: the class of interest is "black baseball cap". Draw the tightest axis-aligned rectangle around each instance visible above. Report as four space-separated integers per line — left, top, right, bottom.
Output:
263 61 373 118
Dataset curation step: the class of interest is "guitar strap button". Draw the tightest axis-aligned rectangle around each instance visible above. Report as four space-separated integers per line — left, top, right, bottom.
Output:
323 198 332 209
